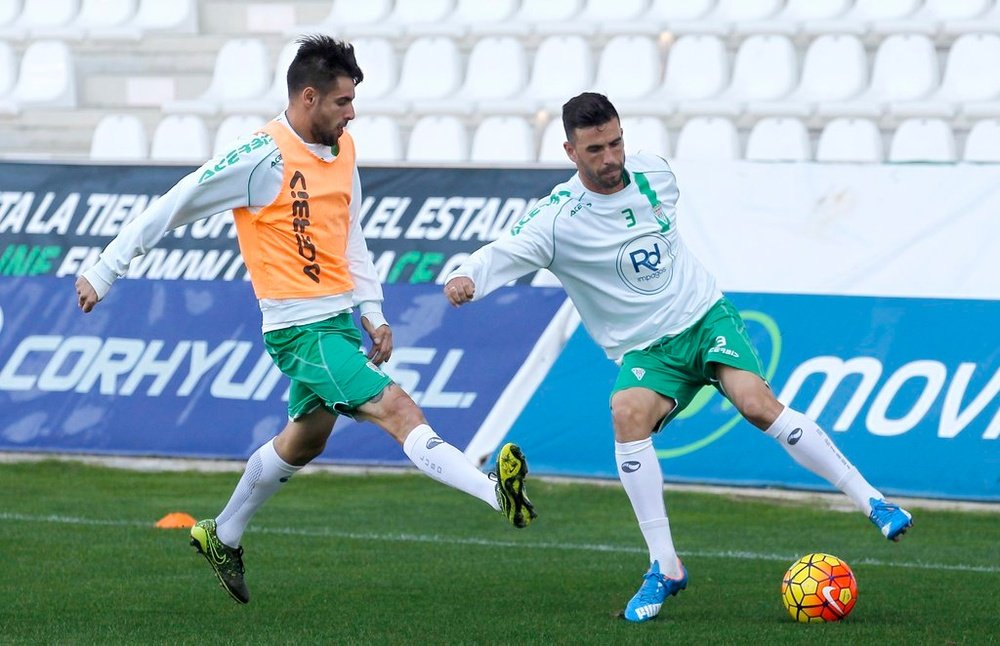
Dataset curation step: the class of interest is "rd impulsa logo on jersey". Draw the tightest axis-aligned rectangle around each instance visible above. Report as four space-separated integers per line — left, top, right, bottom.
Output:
616 233 675 295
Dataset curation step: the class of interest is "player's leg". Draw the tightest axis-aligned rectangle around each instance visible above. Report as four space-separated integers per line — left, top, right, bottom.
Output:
715 365 912 541
610 382 689 623
354 384 536 528
190 404 335 604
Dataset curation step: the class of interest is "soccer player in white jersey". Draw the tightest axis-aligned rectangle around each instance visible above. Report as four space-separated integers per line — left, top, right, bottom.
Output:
444 92 912 623
74 35 535 605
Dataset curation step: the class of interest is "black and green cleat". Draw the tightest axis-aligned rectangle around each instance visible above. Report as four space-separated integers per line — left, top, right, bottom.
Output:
493 442 538 529
190 519 250 604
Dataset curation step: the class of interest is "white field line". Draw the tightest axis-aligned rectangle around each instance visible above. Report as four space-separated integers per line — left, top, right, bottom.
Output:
1 511 997 575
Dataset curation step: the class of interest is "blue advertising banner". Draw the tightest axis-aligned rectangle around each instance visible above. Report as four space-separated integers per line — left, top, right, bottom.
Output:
0 277 566 464
504 293 1000 501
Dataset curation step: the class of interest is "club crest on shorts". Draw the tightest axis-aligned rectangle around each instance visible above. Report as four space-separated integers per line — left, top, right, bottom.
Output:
631 367 646 380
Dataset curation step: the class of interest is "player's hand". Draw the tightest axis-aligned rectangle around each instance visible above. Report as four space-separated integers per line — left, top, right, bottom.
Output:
75 276 99 313
444 277 474 307
361 316 393 365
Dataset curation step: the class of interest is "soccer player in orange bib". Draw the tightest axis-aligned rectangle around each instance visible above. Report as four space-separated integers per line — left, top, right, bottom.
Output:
75 35 535 605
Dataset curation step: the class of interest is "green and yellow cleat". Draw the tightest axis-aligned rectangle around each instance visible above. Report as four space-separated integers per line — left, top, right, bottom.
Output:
494 443 538 528
190 519 250 604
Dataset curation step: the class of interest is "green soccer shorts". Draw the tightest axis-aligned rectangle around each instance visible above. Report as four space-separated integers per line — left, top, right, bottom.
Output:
611 297 767 428
263 313 393 420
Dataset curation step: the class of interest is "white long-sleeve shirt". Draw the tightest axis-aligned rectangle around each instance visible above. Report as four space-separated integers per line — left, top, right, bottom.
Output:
82 113 385 333
449 152 723 361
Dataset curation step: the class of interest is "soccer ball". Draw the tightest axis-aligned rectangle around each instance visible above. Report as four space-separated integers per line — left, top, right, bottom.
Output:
781 552 857 623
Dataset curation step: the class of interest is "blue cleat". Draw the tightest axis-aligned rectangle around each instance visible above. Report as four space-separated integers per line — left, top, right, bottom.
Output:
623 559 687 623
869 497 913 541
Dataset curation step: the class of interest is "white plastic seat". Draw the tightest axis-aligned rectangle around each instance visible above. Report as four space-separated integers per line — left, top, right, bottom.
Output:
348 0 457 39
508 0 584 33
0 0 77 38
225 39 298 114
815 118 884 162
888 118 957 162
391 37 462 113
737 0 852 36
0 40 15 98
4 40 76 108
750 34 868 118
621 116 670 156
671 0 782 36
149 115 210 162
593 36 661 102
288 0 392 37
892 34 1000 118
618 35 727 116
213 115 268 155
818 34 939 119
452 0 524 36
470 116 535 163
89 113 148 160
94 0 196 37
877 0 994 36
744 117 811 161
804 0 922 36
673 117 740 160
406 116 468 162
35 0 136 38
963 119 1000 162
163 38 271 115
537 118 574 165
425 36 527 115
677 34 797 117
537 0 650 36
0 0 21 28
350 37 400 111
608 0 717 34
491 35 594 114
347 115 404 162
943 1 1000 36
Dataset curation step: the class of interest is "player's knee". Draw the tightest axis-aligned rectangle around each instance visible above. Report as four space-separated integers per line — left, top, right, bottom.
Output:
611 397 656 440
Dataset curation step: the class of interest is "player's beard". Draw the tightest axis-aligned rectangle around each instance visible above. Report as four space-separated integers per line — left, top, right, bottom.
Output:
312 124 342 147
591 163 623 190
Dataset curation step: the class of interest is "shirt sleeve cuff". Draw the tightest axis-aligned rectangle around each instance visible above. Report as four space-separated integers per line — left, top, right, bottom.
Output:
81 262 118 301
358 301 387 329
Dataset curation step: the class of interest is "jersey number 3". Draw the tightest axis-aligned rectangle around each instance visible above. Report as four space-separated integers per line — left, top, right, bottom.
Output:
622 208 636 228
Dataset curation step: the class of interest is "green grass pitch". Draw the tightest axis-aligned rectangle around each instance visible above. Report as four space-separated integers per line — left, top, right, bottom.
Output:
0 460 996 644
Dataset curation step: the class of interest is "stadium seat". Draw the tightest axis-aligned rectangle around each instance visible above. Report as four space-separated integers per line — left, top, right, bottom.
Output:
621 116 670 156
347 115 404 162
347 0 456 39
224 39 296 115
29 0 136 38
0 40 15 99
618 34 727 116
744 117 811 161
350 37 400 113
163 38 271 115
877 0 994 36
149 115 210 162
506 0 584 34
288 0 392 38
815 118 884 162
491 35 594 114
0 0 20 29
89 113 147 160
470 116 536 163
458 0 525 36
405 115 468 162
94 0 196 37
804 0 922 36
737 0 852 36
606 0 716 35
537 118 574 164
423 36 528 115
750 34 867 118
213 114 267 155
593 36 661 102
892 34 1000 118
817 34 939 119
963 119 1000 162
392 37 463 113
0 0 77 39
672 0 783 36
677 34 797 117
673 117 740 160
536 0 650 36
943 0 1000 36
888 118 957 162
3 39 76 108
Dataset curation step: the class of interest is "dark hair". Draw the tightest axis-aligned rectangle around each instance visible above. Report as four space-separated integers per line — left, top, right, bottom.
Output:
287 34 364 96
562 92 619 141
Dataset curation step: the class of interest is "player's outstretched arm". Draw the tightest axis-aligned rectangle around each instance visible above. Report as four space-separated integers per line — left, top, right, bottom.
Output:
444 276 475 307
75 275 99 313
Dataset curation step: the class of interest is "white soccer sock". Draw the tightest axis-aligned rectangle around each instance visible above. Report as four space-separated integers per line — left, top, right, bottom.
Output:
402 424 500 511
215 438 301 548
765 406 883 515
615 438 682 578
